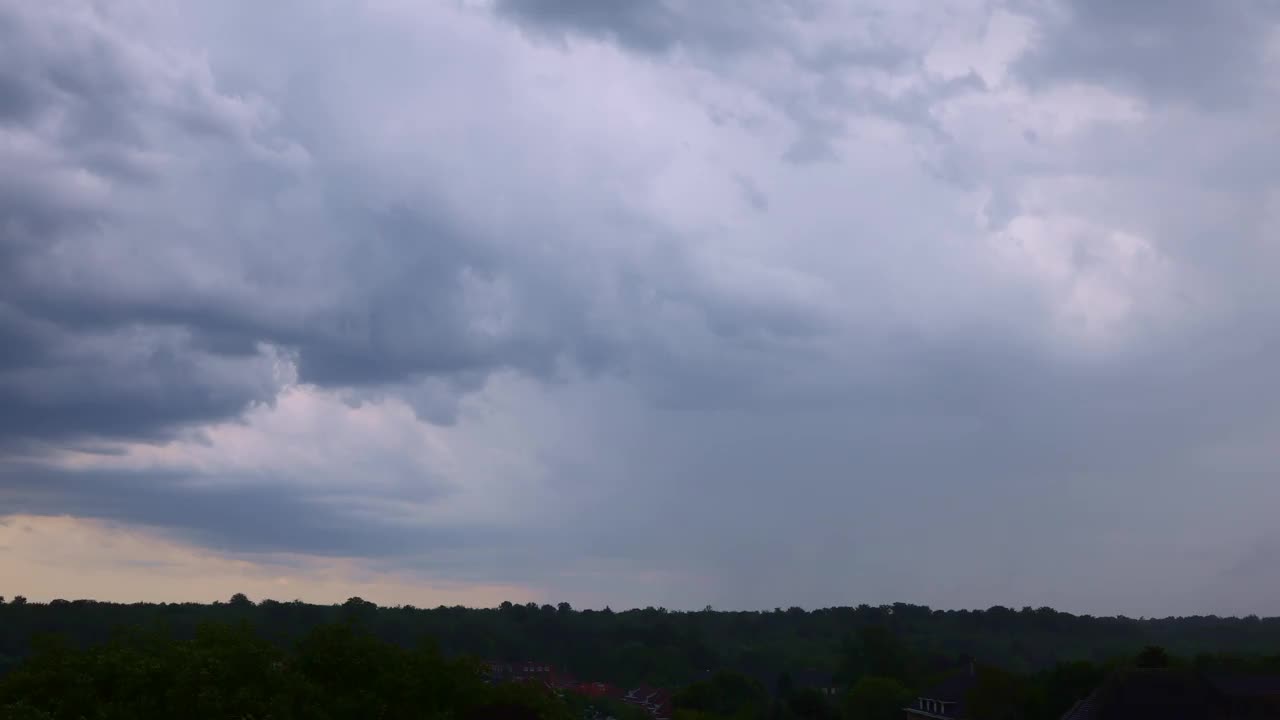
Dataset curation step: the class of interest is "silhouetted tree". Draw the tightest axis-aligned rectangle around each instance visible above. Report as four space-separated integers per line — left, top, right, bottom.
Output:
842 676 911 720
1135 645 1171 668
966 666 1035 720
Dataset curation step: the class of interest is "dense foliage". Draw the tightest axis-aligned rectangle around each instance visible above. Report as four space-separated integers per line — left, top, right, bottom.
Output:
3 596 1280 720
0 618 566 720
5 597 1280 683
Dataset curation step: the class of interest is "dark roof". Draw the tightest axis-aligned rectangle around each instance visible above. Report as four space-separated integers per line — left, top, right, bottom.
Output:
1060 669 1228 720
905 670 977 719
1207 673 1280 699
460 703 542 720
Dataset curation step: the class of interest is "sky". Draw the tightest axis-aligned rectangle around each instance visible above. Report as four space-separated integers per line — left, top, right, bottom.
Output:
1 0 1279 617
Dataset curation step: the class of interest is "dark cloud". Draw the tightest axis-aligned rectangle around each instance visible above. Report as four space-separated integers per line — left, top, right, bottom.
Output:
492 0 920 76
0 462 468 558
492 0 793 56
1016 0 1280 106
0 2 628 445
0 301 284 447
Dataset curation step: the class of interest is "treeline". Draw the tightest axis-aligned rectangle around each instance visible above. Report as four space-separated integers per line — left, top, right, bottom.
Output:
2 618 1277 720
5 596 1280 684
3 595 1280 689
0 619 567 720
3 595 1280 720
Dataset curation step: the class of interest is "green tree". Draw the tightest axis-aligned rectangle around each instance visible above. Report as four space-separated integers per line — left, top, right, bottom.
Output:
675 671 770 720
1135 645 1171 669
839 626 908 684
841 677 911 720
965 666 1034 720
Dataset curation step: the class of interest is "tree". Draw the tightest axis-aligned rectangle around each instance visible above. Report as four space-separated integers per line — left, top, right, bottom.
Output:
965 666 1034 720
840 625 908 684
9 596 25 606
0 619 562 720
842 677 911 720
674 671 770 720
229 593 253 608
787 687 837 720
1135 645 1171 669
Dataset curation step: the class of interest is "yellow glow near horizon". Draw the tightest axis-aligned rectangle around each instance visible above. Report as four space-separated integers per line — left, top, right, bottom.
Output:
0 514 533 607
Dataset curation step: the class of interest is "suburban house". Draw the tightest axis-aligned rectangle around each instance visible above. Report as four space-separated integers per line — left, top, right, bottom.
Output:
903 667 978 720
462 703 543 720
483 661 671 719
791 669 841 697
1060 668 1280 720
624 685 673 720
574 681 624 699
484 660 556 685
1207 673 1280 717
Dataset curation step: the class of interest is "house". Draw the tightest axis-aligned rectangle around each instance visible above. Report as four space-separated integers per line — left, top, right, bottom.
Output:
791 670 841 698
462 703 543 720
1058 669 1225 720
575 681 624 699
484 660 556 686
903 666 978 720
624 685 673 720
1059 669 1280 720
1206 673 1280 718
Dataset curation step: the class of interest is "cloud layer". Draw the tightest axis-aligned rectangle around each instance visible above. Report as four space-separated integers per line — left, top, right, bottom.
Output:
2 0 1279 615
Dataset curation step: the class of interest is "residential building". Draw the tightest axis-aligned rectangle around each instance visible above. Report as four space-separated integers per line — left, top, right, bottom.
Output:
791 669 841 697
903 667 978 720
1060 668 1280 720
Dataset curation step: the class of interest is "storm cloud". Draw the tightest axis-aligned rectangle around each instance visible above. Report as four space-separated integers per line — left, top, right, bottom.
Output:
2 0 1279 615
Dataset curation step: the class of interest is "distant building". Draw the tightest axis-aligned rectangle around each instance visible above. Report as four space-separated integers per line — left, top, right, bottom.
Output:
484 660 556 686
624 685 673 720
575 681 624 699
903 666 978 720
1207 673 1280 717
1060 668 1280 720
461 703 542 720
484 661 669 719
791 669 841 697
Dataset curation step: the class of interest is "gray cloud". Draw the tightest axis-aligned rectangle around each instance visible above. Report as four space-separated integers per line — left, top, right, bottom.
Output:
492 0 795 56
1015 0 1280 106
0 1 635 445
2 0 1280 615
0 462 475 560
491 0 962 165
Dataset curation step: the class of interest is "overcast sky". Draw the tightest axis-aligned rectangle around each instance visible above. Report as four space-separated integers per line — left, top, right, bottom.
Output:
2 0 1279 617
